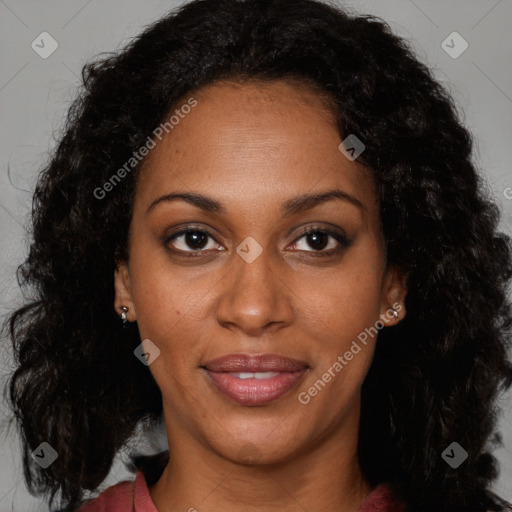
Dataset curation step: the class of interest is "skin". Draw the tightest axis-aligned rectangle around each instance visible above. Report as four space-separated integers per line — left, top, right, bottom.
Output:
114 78 407 512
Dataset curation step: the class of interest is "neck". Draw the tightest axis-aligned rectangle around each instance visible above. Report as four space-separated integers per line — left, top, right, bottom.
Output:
149 413 371 512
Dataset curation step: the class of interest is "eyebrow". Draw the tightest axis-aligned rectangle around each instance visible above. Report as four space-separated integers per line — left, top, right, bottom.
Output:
145 188 365 216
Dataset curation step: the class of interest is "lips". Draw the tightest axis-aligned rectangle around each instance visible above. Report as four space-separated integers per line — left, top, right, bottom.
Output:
202 353 308 406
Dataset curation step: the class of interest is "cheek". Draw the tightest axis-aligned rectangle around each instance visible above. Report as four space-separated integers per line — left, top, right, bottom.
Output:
127 238 201 334
294 260 383 413
292 247 384 343
131 280 203 368
129 265 204 409
125 253 191 381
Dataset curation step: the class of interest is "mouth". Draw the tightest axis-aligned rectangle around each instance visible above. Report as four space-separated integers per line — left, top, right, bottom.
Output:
201 353 309 406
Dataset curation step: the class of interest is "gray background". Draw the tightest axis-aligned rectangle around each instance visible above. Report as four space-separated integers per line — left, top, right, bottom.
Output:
0 0 511 510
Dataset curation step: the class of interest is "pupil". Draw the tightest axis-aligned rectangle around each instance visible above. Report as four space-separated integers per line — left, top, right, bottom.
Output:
308 232 328 250
186 231 208 249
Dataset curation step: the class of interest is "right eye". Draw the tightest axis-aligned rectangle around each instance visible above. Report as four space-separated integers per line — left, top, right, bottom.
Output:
165 228 224 254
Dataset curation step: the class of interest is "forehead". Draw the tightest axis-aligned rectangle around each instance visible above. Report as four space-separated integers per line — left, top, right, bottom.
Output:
134 79 377 219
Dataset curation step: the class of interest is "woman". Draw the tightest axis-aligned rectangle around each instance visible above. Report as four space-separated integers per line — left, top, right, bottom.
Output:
5 0 512 511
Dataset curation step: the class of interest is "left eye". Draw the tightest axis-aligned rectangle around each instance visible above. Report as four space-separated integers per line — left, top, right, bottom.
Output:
291 229 348 253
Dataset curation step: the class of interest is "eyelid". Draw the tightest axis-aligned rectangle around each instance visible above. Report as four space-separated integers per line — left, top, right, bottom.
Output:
164 224 223 253
164 223 350 254
289 225 351 253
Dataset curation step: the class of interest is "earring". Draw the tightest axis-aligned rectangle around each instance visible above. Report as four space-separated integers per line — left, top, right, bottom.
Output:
120 305 129 326
392 307 399 322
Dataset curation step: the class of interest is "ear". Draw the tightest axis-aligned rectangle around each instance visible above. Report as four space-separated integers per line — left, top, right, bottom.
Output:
114 260 137 322
379 265 407 327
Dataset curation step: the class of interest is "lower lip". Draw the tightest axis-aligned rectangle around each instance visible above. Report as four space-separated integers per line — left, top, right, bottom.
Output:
203 369 307 406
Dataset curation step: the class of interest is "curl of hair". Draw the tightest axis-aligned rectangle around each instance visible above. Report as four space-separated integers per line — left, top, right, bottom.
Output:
4 0 512 510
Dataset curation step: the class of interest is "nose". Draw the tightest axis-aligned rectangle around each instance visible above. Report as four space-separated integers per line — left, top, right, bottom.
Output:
215 244 295 337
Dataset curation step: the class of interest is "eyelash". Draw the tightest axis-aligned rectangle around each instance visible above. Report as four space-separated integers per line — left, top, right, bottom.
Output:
164 225 351 257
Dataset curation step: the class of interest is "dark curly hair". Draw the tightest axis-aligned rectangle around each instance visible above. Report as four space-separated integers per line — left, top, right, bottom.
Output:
4 0 512 511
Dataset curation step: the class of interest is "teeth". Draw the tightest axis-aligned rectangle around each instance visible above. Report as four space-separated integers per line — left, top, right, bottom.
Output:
232 372 281 380
254 371 281 379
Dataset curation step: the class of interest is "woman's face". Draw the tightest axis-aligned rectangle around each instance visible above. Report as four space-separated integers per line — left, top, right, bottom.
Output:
115 79 406 465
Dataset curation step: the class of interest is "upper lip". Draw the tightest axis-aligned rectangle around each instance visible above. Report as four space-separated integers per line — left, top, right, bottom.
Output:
203 353 309 372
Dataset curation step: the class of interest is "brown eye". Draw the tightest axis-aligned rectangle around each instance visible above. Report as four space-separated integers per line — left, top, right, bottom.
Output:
290 228 351 255
165 229 222 253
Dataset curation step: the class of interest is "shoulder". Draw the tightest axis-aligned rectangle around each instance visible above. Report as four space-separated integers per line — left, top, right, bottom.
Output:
359 484 512 512
77 476 135 512
77 469 157 512
358 482 406 512
77 453 167 511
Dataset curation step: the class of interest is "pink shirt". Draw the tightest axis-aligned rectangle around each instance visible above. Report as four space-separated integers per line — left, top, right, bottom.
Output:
78 470 405 511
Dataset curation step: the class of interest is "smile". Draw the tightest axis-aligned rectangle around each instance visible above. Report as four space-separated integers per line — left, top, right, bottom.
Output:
202 353 309 406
